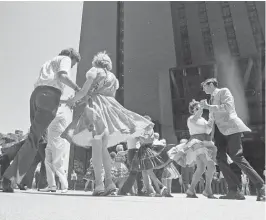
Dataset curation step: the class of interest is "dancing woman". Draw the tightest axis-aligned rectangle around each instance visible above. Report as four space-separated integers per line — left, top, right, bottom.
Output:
168 99 217 198
61 51 153 196
120 115 172 196
112 145 129 190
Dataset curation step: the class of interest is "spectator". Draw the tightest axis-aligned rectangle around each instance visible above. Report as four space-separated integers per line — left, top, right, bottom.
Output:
71 170 77 190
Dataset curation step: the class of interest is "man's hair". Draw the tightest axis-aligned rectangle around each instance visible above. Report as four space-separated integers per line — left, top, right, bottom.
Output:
201 78 218 88
59 48 81 62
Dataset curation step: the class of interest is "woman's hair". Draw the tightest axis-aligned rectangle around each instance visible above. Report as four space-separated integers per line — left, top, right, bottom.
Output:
180 139 188 144
110 152 117 159
188 99 200 114
59 48 81 62
116 144 123 152
154 132 160 139
92 51 112 71
143 115 152 121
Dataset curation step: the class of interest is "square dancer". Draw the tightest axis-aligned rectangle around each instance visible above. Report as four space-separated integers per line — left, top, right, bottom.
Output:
1 48 81 192
200 78 265 201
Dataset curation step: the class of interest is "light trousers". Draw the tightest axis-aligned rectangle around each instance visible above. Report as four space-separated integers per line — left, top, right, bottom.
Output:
45 105 71 190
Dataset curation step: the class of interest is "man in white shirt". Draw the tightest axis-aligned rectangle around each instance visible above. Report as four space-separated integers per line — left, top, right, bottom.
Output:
40 102 72 193
2 48 81 192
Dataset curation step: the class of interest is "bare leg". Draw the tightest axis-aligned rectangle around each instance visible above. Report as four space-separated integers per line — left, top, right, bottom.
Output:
147 169 165 194
84 180 89 191
204 160 216 195
142 171 156 194
167 179 172 193
91 139 104 193
188 155 206 195
101 132 115 189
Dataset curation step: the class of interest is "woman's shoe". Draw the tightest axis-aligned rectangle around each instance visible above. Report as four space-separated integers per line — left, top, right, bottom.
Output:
186 189 198 198
202 191 218 199
92 184 105 196
102 183 117 196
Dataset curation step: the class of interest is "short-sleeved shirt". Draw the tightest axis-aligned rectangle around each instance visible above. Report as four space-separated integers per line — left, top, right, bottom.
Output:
71 173 77 181
34 55 72 92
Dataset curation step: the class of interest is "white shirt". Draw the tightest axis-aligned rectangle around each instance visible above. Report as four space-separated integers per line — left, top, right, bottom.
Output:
219 171 224 178
34 55 72 92
187 116 212 135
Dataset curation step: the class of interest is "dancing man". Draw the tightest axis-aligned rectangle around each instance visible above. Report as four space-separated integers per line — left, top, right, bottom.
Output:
1 48 81 192
200 78 265 201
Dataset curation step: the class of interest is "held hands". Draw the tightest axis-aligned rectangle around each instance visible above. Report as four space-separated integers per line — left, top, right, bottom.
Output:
199 99 208 109
66 96 76 109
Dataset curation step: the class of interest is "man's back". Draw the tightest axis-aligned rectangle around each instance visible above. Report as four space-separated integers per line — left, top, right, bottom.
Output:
34 55 71 92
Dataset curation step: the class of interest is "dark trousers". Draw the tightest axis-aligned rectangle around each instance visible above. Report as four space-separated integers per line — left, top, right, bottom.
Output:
1 140 47 188
214 125 264 191
20 144 47 189
136 172 143 193
120 149 140 194
3 86 61 184
220 178 228 195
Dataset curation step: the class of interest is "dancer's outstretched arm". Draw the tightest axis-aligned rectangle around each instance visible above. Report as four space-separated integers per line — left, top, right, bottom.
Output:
70 68 97 104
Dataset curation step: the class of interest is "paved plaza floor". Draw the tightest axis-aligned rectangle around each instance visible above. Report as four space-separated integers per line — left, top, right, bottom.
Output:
0 190 265 220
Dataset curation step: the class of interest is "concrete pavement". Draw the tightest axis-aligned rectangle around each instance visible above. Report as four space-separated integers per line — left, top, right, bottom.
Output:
0 190 264 220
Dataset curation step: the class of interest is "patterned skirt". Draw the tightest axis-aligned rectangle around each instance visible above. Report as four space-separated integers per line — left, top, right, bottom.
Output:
161 162 180 180
61 95 153 148
111 162 129 180
130 143 172 172
168 133 217 167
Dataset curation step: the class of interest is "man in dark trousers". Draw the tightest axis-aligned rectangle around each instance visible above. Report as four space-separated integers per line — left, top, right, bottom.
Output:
200 78 265 201
2 48 81 192
0 138 47 190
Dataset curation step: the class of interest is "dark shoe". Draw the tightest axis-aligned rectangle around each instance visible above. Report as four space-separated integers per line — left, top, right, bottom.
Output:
219 190 245 200
256 185 266 202
137 191 146 196
202 191 218 199
186 189 198 198
2 178 14 193
164 192 174 197
18 184 27 191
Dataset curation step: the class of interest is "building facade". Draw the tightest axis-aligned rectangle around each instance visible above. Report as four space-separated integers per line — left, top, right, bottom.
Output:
69 1 265 185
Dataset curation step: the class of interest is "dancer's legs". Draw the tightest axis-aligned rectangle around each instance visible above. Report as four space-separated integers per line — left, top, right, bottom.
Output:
91 139 104 192
142 171 156 194
188 155 206 194
101 131 115 189
204 160 216 195
147 169 165 194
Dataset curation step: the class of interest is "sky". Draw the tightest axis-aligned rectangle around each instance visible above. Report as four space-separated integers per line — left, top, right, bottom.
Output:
0 2 83 134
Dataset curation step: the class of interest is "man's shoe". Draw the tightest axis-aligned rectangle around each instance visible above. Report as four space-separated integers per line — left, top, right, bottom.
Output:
18 184 27 190
2 178 14 193
39 186 56 192
219 190 245 200
256 185 266 202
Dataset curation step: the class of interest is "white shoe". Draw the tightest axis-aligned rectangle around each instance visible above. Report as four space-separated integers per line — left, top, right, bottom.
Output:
39 186 56 192
61 189 68 193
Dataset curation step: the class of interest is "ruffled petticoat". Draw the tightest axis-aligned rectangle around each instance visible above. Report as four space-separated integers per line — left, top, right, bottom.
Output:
61 94 153 148
167 133 217 167
162 162 180 179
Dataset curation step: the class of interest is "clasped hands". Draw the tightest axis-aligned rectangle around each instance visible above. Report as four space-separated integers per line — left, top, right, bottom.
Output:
199 99 209 109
